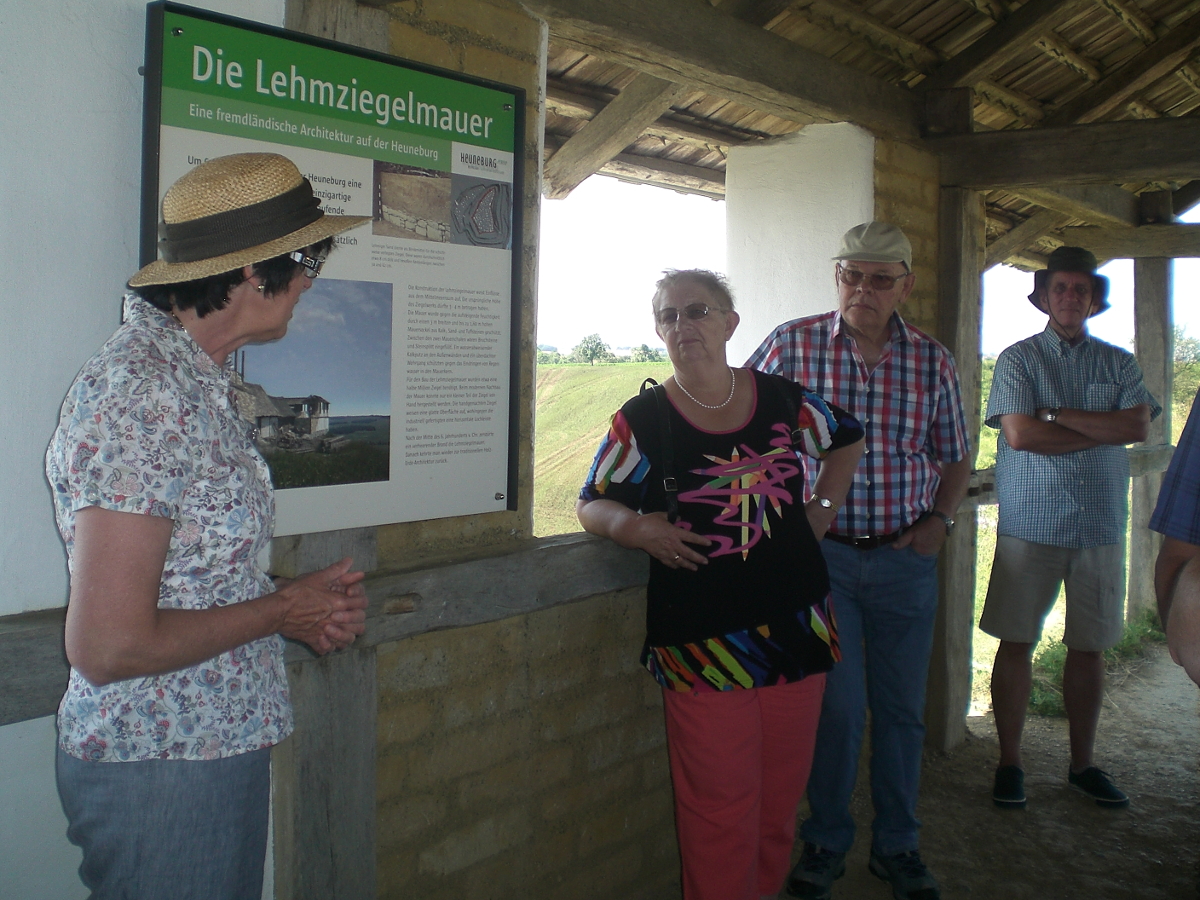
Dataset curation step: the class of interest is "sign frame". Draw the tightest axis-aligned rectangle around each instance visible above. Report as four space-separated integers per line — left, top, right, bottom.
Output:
140 1 526 533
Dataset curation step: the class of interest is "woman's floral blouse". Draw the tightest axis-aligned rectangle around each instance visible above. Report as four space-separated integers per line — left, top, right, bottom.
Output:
46 295 292 761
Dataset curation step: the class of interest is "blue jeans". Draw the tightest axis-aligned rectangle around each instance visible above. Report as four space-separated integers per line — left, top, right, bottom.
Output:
57 747 270 900
799 540 940 856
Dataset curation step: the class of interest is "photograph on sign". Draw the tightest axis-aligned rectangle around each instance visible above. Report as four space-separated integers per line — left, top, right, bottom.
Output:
236 278 392 489
142 2 522 535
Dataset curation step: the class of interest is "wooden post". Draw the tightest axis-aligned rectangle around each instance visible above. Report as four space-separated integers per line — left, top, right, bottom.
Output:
927 185 985 752
1130 256 1173 619
273 648 378 900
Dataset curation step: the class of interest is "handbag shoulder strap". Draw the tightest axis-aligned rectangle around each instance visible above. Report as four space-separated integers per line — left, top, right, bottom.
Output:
640 378 680 524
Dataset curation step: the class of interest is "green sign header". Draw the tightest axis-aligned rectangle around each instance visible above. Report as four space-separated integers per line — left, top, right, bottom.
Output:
161 9 516 154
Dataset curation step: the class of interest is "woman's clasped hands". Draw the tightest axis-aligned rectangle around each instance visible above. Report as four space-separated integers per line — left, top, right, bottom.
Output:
273 557 369 654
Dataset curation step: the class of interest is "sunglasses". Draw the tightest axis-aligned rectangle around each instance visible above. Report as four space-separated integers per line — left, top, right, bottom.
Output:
837 264 908 291
655 303 724 326
289 251 326 278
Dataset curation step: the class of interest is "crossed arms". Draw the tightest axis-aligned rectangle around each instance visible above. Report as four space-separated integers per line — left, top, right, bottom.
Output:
999 404 1151 455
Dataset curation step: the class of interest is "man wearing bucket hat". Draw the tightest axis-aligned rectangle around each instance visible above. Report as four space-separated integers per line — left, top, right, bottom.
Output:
748 222 971 900
47 152 371 898
981 246 1159 812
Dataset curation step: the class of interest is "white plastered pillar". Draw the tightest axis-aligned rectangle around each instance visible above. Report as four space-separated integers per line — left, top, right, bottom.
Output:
725 123 875 364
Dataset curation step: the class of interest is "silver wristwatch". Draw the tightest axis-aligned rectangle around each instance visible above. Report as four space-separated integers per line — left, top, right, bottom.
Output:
1042 407 1060 423
929 511 955 534
815 496 839 512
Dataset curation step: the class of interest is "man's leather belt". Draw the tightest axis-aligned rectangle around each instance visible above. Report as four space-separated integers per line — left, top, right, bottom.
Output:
825 531 903 550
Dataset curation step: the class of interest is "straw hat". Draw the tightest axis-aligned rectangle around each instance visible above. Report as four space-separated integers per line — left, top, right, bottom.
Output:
129 153 370 287
1027 246 1110 316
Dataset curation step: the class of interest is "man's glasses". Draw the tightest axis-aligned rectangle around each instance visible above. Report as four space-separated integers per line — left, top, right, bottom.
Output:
289 251 326 277
655 303 722 326
837 264 907 291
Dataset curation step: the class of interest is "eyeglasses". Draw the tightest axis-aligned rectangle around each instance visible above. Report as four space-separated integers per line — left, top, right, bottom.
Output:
655 303 724 326
289 251 326 277
837 264 908 291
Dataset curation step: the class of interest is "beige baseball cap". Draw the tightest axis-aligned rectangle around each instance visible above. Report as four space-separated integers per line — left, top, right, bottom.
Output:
832 222 912 271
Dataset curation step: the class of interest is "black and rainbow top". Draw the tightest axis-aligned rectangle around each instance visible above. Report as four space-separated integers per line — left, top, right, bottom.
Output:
580 369 864 693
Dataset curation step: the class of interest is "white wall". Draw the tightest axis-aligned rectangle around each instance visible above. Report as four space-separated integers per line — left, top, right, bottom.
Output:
0 1 283 894
725 123 875 364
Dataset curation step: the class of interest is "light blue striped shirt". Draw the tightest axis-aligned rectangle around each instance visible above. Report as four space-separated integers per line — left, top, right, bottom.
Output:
986 327 1160 548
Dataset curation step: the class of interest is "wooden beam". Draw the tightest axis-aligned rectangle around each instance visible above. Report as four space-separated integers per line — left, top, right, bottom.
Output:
975 80 1044 121
520 0 923 139
929 117 1200 187
927 185 985 751
546 84 739 152
1126 99 1163 118
1007 183 1138 227
1061 223 1200 257
1035 32 1101 82
1042 9 1200 126
1129 257 1173 619
600 153 727 198
712 0 797 29
1096 0 1157 43
924 87 975 136
540 0 800 199
543 134 727 197
542 74 691 199
1173 180 1200 215
919 0 1091 92
932 10 995 58
1139 189 1175 224
985 209 1071 268
1009 248 1051 270
798 0 941 73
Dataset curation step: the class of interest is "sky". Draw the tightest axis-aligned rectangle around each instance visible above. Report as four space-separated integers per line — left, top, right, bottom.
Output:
240 277 393 417
537 175 1200 357
537 177 726 352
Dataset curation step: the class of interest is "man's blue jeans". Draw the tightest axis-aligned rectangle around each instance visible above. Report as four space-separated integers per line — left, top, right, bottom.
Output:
799 539 940 856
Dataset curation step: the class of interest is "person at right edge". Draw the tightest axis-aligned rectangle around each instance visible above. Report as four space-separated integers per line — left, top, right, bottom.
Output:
981 246 1159 813
747 222 972 900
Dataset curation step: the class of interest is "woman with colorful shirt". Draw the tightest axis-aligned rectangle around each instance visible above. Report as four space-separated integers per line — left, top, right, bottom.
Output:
46 153 371 899
576 270 864 900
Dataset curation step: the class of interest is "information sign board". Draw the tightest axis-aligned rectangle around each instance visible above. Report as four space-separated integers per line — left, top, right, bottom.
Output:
141 2 523 535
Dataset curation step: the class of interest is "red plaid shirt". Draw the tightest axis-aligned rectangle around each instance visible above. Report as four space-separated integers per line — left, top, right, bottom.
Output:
746 310 969 537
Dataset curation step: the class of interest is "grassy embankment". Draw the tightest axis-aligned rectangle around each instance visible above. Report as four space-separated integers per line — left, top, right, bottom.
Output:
534 362 673 537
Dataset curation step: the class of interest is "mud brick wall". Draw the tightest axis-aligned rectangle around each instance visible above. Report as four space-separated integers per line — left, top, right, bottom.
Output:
375 587 680 900
874 139 942 340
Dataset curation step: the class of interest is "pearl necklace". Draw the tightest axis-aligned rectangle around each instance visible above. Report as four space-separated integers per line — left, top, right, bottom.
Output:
676 367 736 409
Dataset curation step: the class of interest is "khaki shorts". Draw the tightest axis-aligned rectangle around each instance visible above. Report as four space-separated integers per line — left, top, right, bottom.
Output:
979 535 1125 652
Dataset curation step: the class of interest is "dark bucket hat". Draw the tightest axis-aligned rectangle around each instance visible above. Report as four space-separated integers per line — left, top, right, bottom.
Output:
1028 246 1111 316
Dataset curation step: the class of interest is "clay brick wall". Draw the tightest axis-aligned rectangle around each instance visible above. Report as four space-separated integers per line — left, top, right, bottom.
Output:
874 139 942 340
375 588 680 900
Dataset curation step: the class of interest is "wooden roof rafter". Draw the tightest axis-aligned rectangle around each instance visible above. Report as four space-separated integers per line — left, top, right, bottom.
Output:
516 0 1200 264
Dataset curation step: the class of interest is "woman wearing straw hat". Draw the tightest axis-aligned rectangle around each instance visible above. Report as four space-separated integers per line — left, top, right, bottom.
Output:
46 153 371 899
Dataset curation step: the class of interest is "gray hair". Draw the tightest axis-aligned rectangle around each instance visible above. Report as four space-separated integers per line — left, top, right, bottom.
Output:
652 269 736 311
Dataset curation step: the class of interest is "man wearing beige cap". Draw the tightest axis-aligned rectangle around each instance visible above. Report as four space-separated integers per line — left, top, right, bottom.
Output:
748 222 971 900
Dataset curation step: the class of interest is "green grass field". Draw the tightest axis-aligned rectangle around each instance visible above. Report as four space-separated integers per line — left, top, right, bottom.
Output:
534 362 673 537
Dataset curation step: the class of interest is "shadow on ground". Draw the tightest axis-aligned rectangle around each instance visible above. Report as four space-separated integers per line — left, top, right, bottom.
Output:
788 645 1200 899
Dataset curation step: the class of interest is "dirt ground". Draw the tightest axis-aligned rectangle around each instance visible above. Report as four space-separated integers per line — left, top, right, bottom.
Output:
799 645 1200 899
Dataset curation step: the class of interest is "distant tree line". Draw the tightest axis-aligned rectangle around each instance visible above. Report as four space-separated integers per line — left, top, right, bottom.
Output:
537 334 665 365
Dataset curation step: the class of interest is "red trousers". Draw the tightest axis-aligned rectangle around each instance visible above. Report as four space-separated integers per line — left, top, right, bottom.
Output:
662 675 826 900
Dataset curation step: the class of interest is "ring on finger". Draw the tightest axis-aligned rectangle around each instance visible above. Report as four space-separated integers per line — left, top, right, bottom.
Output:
672 553 681 561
